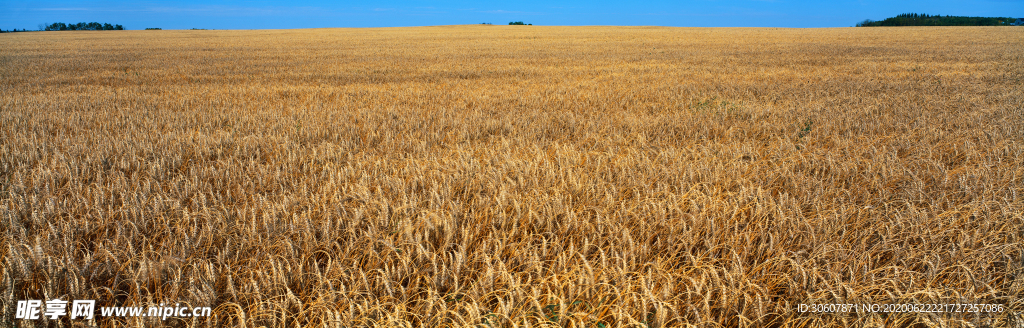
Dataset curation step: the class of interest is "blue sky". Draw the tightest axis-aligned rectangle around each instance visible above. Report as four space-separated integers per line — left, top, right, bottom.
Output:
1 0 1021 30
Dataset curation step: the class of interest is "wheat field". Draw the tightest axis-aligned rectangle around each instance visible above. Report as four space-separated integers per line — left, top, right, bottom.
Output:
1 25 1023 327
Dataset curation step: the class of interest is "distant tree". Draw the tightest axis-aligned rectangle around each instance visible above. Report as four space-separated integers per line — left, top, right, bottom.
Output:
858 13 1017 26
509 21 526 25
45 22 123 31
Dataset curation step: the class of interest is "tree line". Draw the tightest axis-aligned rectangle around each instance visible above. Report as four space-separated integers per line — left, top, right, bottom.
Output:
44 22 124 31
858 13 1019 26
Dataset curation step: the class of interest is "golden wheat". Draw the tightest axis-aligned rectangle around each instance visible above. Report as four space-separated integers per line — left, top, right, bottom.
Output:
1 25 1023 327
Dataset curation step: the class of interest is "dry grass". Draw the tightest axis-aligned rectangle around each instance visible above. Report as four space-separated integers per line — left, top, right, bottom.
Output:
1 25 1023 327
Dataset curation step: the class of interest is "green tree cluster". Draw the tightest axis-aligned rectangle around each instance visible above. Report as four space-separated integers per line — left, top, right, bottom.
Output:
509 21 532 25
44 22 124 31
858 13 1018 26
